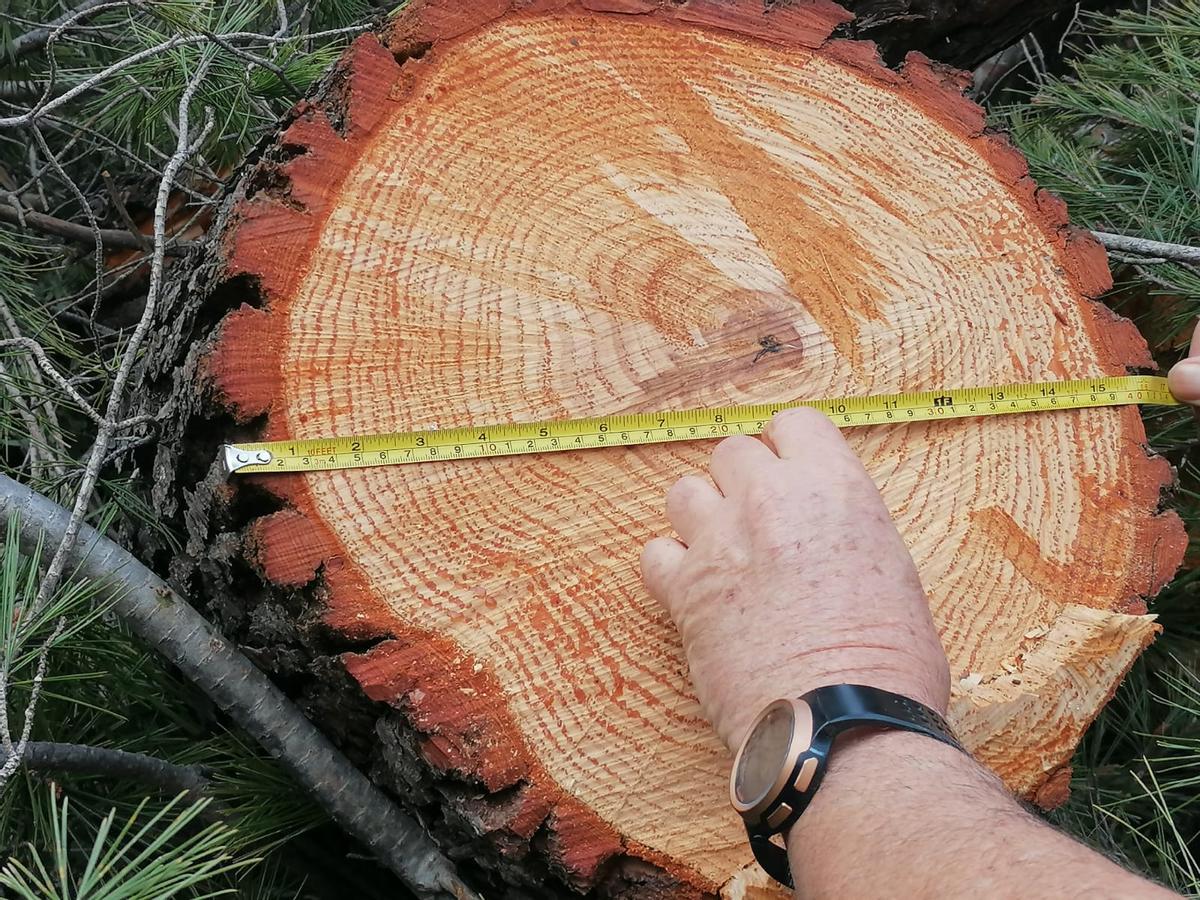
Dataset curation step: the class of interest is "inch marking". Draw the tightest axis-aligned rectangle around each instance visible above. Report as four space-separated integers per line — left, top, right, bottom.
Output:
223 376 1179 475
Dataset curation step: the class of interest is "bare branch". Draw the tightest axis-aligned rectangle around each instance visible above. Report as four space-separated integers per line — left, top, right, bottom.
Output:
188 27 303 101
3 0 131 59
30 123 105 318
274 0 289 38
0 355 65 482
0 304 67 470
0 25 371 129
0 477 481 900
1093 231 1200 265
2 741 210 799
0 34 190 128
100 170 150 249
24 55 216 623
0 201 193 255
0 337 106 423
0 617 65 786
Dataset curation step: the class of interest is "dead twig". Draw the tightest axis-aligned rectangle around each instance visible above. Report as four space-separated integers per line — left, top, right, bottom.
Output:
0 201 192 255
0 617 65 783
3 0 131 59
0 55 216 798
0 25 372 129
1093 231 1200 266
20 59 214 618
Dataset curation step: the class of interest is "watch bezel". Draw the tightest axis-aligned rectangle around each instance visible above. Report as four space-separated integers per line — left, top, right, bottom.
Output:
729 697 813 821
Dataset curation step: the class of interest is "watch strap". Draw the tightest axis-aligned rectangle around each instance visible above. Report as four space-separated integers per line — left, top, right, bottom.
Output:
809 683 960 749
744 684 963 888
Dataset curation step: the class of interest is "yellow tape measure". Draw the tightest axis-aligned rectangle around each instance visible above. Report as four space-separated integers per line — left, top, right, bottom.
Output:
222 375 1179 475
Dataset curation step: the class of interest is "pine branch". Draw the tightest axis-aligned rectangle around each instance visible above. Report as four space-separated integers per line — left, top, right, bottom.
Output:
0 476 481 900
0 25 372 129
0 201 193 255
3 742 210 798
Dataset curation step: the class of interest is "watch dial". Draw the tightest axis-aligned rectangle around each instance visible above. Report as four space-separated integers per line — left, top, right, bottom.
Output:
735 701 795 806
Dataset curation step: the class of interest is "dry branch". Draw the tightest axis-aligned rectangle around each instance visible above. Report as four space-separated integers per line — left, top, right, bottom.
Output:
3 0 130 59
1093 231 1200 266
0 474 478 900
0 201 193 255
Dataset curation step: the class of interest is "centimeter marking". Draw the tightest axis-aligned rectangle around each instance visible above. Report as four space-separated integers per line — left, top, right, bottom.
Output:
223 375 1179 475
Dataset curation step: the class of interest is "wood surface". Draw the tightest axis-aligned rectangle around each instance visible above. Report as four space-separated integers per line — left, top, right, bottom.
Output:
199 1 1186 893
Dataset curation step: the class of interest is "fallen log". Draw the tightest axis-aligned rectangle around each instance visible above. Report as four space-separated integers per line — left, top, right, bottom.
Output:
144 1 1185 894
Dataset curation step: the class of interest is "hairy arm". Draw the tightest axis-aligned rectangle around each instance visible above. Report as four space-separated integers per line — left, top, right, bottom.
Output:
789 730 1172 898
639 392 1181 899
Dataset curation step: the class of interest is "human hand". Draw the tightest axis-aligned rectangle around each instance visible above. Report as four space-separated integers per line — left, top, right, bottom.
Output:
640 410 950 752
1168 319 1200 405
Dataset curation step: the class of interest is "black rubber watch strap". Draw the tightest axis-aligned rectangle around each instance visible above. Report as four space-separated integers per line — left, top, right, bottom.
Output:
809 683 959 749
741 684 964 888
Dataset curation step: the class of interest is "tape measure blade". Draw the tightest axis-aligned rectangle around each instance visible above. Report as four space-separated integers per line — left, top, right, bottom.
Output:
223 376 1178 475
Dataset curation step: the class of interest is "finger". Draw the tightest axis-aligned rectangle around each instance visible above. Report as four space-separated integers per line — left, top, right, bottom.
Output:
762 406 847 461
640 537 687 612
1168 319 1200 405
708 434 777 496
666 475 723 545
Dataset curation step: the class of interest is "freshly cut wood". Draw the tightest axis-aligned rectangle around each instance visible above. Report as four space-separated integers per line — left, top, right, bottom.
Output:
193 1 1184 893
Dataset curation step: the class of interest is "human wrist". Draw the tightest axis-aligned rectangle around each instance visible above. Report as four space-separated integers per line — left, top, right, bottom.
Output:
722 656 951 753
783 729 1009 888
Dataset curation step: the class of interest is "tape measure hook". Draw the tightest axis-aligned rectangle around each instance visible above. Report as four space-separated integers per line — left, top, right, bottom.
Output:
223 444 273 474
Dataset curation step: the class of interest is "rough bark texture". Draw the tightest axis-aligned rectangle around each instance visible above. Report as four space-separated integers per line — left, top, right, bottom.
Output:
137 1 1186 896
838 0 1083 68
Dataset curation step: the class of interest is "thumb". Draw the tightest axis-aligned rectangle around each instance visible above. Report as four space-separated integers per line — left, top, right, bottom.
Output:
1168 319 1200 406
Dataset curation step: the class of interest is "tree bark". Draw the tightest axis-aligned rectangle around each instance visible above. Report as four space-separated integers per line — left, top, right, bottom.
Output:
141 1 1185 895
839 0 1083 67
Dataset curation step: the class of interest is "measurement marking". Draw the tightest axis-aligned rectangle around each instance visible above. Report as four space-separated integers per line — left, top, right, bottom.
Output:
222 376 1180 475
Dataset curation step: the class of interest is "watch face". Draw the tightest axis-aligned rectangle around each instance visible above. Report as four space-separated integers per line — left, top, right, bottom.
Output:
734 700 795 807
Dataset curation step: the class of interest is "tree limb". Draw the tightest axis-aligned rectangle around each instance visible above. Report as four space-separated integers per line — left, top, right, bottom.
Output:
1093 231 1200 266
3 742 210 796
3 0 129 59
0 475 480 900
0 201 192 255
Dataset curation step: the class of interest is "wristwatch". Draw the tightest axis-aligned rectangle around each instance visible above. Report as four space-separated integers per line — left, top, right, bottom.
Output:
730 683 963 887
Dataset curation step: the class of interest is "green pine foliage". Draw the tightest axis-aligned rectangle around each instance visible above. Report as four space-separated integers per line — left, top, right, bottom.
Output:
1001 2 1200 893
0 520 325 898
0 793 246 900
0 2 383 897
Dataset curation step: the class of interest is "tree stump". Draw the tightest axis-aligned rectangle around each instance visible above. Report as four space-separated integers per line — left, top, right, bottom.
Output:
180 1 1185 894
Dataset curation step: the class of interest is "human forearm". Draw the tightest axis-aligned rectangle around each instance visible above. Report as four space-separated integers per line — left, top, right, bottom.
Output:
788 731 1173 900
640 406 1183 898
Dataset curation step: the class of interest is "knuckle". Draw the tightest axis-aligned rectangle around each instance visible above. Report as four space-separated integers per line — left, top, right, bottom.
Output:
770 406 839 440
711 433 758 461
666 475 707 509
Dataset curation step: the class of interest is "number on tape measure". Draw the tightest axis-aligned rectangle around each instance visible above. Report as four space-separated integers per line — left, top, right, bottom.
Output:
221 375 1179 475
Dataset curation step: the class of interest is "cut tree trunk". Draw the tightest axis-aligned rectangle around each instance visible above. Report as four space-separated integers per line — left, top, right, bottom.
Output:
149 1 1185 895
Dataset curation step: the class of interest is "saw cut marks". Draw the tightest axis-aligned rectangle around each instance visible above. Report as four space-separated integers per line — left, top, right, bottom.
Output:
206 1 1185 892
